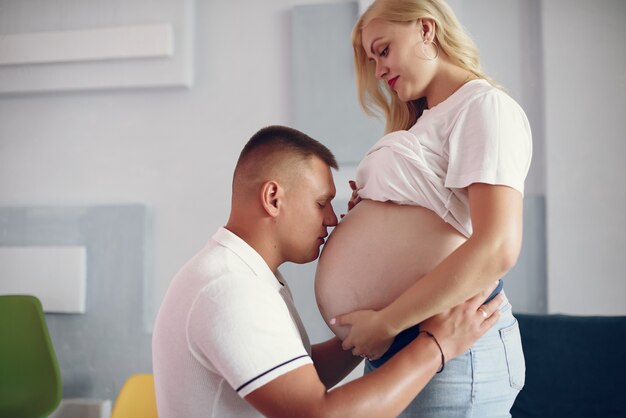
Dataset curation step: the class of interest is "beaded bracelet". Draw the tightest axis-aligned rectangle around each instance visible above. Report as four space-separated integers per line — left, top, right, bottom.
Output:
419 330 445 373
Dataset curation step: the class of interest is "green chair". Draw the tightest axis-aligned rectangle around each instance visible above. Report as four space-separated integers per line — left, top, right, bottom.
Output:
0 294 62 418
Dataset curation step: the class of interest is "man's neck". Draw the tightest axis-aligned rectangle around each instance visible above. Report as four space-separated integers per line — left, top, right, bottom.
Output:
224 220 282 274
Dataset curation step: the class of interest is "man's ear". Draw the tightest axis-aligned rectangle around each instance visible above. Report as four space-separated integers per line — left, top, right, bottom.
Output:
260 180 283 217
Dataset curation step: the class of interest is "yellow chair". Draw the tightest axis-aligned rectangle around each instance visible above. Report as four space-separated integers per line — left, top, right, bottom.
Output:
110 374 158 418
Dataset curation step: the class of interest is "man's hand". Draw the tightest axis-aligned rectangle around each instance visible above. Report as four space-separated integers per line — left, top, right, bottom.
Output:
420 281 503 361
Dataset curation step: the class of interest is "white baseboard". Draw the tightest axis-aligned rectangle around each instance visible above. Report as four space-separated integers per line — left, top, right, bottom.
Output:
49 399 112 418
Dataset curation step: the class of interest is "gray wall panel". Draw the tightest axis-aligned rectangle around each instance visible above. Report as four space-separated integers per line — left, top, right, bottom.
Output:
505 197 547 314
0 205 152 401
292 1 384 164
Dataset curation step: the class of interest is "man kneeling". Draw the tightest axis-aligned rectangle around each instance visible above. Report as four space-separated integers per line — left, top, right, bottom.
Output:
152 125 502 418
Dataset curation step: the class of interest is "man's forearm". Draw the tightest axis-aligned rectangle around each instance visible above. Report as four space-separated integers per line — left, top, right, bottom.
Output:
312 337 363 388
319 333 440 418
247 333 442 418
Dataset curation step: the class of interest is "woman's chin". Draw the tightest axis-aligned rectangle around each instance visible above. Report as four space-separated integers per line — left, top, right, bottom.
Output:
395 90 415 103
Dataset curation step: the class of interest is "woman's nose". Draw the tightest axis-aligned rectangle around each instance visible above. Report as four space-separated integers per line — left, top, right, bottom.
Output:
375 61 387 79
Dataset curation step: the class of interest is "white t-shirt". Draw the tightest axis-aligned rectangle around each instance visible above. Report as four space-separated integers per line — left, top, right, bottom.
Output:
152 227 312 418
356 79 532 237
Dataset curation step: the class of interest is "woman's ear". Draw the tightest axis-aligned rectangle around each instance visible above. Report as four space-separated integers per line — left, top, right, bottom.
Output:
419 18 437 43
260 180 282 217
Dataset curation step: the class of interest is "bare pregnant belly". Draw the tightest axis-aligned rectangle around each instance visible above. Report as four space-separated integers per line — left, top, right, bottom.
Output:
315 200 466 340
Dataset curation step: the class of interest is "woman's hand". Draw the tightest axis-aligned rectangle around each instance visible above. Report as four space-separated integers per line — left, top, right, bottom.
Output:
331 309 394 360
419 281 503 362
347 180 362 211
341 180 363 220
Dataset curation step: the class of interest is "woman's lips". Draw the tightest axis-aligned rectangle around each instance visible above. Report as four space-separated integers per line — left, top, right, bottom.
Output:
388 76 399 89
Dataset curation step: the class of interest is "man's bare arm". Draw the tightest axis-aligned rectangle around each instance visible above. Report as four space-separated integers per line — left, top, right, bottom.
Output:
246 333 441 418
311 337 362 389
245 284 503 418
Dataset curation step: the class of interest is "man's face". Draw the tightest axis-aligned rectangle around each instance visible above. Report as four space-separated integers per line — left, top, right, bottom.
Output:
278 157 338 264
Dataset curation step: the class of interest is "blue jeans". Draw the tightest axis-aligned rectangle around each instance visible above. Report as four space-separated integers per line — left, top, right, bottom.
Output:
364 294 525 418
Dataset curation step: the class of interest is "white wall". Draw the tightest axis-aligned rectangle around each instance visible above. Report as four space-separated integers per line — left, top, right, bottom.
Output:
1 0 624 349
0 0 354 328
542 0 626 315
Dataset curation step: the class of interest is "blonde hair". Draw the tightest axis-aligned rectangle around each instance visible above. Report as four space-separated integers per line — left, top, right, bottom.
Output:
352 0 497 132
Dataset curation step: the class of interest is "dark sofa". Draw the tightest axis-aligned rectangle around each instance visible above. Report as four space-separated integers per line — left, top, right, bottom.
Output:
511 313 626 418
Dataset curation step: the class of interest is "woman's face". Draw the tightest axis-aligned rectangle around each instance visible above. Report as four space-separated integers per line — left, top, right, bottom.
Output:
361 18 437 102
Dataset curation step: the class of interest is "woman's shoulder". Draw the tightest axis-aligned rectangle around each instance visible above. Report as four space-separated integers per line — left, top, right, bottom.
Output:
462 80 525 115
452 81 532 147
419 79 498 120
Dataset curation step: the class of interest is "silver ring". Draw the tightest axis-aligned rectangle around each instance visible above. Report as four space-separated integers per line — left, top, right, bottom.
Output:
478 307 488 319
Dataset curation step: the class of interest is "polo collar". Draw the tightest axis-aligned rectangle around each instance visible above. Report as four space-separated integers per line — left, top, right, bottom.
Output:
212 227 284 291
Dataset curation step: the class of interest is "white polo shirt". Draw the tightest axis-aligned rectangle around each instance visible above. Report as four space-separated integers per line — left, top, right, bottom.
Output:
152 227 312 418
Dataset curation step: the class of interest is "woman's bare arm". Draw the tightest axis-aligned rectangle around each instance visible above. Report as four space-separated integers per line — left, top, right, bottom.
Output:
335 183 522 358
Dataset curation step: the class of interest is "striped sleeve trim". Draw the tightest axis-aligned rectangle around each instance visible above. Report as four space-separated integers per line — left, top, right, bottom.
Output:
236 354 309 393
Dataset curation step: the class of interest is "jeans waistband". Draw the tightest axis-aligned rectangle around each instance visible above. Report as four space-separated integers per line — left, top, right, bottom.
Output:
368 279 505 368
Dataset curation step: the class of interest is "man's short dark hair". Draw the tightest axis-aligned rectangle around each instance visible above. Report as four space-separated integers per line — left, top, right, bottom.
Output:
238 125 338 170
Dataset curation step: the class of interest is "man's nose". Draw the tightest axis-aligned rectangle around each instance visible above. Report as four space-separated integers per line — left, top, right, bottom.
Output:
325 206 338 227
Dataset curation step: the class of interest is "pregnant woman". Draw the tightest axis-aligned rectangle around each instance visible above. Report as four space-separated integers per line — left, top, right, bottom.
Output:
315 0 531 416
